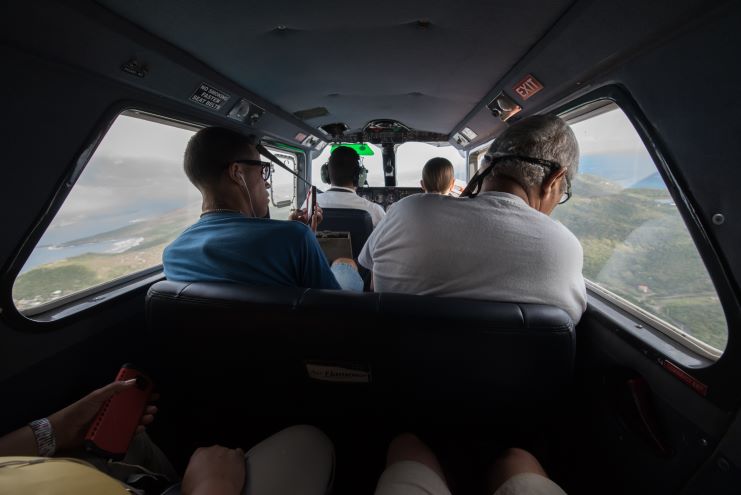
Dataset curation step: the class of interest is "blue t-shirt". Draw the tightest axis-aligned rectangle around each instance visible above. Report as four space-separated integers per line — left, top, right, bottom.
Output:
163 212 341 290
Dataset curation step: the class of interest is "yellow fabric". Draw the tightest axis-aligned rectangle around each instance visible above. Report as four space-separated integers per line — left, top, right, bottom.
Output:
0 456 129 495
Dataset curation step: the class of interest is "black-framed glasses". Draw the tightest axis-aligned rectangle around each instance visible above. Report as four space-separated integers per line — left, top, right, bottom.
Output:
234 159 272 181
463 154 571 204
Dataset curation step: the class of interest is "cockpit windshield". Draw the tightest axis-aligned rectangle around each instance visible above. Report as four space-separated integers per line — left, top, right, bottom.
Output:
311 142 466 188
395 143 467 187
311 143 384 187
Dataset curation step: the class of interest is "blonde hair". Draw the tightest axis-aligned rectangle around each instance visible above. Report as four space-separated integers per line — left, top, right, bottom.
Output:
422 157 455 193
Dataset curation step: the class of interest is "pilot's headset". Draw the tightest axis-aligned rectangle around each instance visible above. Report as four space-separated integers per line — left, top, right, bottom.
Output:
321 146 369 187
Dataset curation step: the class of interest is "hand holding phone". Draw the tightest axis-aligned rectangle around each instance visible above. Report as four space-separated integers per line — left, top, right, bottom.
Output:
84 364 153 459
305 186 317 224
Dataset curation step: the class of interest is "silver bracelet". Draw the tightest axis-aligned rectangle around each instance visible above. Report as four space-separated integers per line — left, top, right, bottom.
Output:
28 418 56 457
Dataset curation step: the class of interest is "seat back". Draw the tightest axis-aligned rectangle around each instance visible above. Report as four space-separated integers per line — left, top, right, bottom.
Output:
146 281 575 421
318 208 374 258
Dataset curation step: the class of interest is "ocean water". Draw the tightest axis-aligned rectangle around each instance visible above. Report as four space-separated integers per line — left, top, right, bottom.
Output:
21 237 145 274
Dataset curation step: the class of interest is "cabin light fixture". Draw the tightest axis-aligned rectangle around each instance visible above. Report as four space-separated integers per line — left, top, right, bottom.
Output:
320 122 349 139
302 135 321 148
452 132 470 146
227 98 264 125
461 127 477 140
121 58 148 78
487 92 522 122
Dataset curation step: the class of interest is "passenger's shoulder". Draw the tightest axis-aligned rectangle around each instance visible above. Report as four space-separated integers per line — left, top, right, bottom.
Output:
550 219 583 251
261 218 312 240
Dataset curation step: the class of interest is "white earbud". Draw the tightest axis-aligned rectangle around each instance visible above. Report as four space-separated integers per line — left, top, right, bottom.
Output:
239 173 257 217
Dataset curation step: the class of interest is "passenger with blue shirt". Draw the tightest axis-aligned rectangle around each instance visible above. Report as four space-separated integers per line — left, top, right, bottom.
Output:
163 126 362 291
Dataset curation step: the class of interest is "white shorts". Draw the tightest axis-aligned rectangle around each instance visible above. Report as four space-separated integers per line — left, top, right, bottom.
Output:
374 461 566 495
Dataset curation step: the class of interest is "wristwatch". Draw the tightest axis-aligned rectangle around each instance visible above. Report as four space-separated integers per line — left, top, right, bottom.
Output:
28 418 56 457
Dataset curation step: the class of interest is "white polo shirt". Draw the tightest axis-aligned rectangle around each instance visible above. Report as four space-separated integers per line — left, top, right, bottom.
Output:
310 186 386 226
358 191 587 323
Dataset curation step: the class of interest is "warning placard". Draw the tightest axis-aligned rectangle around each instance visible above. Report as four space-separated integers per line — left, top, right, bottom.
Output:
190 83 231 111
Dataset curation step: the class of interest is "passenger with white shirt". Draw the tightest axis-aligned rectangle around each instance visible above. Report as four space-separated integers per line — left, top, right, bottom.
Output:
358 115 587 323
314 146 386 226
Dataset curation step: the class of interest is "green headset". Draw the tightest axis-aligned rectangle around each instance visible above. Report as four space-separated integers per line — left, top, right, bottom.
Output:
321 147 369 187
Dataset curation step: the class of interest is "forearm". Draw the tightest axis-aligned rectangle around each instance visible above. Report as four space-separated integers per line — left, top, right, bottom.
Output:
0 426 39 456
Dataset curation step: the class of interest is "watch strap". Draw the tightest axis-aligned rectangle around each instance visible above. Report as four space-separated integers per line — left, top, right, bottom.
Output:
28 418 56 457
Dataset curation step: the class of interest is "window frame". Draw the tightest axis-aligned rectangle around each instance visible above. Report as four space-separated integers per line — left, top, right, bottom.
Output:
549 86 739 381
262 144 298 212
557 101 725 360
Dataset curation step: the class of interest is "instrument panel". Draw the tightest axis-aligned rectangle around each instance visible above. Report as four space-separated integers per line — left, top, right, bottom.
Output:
356 187 423 211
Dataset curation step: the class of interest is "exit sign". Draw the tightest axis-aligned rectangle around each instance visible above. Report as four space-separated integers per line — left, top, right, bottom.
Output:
513 74 544 101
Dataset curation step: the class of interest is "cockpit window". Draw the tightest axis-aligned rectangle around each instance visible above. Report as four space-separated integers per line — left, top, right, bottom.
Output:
395 143 467 187
311 143 384 187
553 103 727 355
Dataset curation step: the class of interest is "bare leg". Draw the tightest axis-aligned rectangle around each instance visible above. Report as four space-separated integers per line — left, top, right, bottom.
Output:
487 448 548 493
386 433 446 483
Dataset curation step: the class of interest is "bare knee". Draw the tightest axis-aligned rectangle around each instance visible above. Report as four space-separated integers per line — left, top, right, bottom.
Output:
488 448 548 493
386 433 446 482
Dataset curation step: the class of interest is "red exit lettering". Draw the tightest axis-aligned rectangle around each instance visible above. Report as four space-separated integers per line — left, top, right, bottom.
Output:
513 75 544 101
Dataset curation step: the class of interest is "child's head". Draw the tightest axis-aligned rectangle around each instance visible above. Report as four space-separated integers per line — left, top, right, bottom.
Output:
421 157 455 194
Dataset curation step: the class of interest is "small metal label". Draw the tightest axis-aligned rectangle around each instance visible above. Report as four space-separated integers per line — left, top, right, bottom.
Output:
305 363 370 383
190 82 231 111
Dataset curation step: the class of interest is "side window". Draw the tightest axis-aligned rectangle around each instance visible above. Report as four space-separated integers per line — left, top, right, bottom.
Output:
263 147 297 220
13 111 201 313
553 104 727 353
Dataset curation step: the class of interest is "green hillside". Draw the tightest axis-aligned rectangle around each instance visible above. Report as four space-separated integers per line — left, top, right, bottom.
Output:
553 174 726 350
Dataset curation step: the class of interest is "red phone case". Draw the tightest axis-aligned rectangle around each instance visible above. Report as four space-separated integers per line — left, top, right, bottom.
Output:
84 364 153 460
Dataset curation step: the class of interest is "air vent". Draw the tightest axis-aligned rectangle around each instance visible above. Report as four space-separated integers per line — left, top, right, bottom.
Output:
294 107 329 120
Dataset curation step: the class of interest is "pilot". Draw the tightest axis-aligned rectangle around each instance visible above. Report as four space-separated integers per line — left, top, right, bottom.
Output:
311 145 386 226
358 115 587 323
420 157 456 195
163 126 362 291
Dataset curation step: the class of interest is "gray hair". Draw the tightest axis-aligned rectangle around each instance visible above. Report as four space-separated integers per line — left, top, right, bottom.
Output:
485 115 579 188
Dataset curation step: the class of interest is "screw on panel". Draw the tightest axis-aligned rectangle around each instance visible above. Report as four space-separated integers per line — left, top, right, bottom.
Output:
712 213 725 225
717 457 730 472
699 438 708 447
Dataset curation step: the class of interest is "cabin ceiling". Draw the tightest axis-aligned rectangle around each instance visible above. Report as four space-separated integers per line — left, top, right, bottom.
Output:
95 0 575 134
